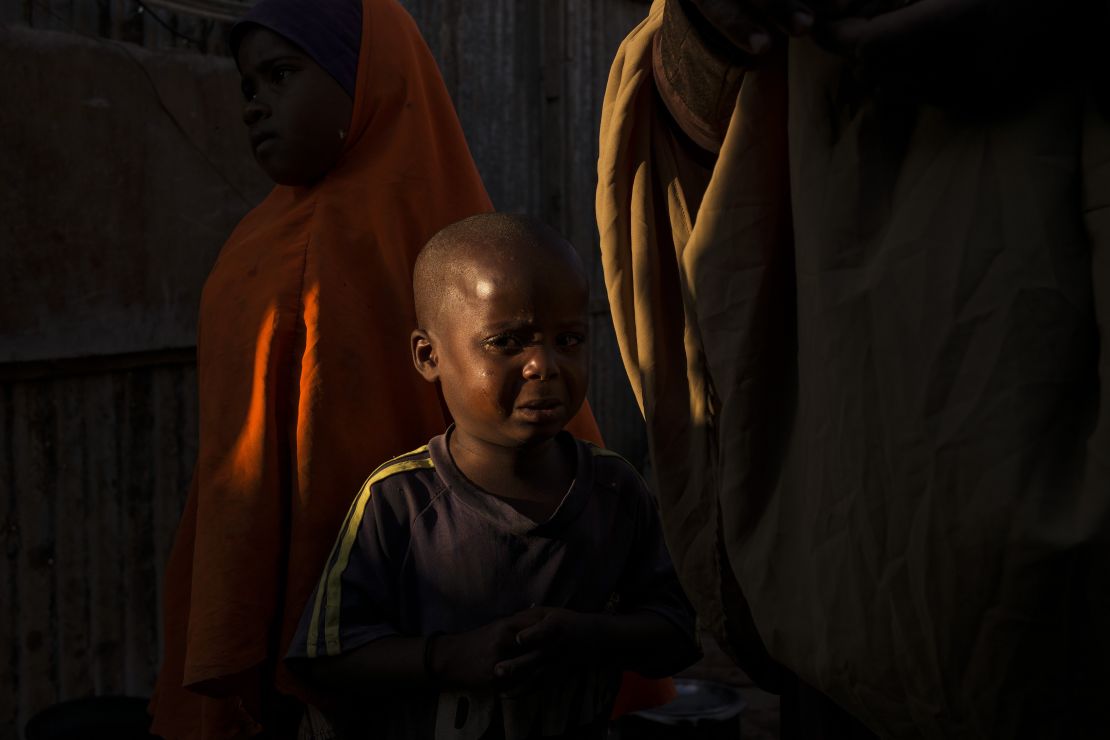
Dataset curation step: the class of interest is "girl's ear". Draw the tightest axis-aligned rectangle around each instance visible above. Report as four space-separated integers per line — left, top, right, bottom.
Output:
411 329 439 382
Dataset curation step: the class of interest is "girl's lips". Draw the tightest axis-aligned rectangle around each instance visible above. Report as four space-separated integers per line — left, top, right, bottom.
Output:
251 132 277 152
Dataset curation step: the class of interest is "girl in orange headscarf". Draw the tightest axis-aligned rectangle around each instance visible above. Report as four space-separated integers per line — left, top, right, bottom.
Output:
149 2 658 738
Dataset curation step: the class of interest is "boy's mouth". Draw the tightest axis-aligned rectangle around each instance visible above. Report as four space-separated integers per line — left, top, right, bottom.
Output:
518 398 561 411
516 398 564 421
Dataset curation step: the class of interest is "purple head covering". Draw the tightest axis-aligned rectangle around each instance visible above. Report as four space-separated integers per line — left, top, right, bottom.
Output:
230 0 362 99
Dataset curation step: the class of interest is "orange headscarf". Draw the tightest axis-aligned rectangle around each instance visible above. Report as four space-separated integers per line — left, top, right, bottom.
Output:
150 2 612 738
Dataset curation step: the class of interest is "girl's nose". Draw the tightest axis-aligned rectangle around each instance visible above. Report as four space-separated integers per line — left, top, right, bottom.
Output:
522 344 560 380
242 99 269 126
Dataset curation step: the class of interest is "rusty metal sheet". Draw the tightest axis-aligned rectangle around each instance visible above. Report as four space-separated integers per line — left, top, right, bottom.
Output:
0 24 269 365
3 366 197 737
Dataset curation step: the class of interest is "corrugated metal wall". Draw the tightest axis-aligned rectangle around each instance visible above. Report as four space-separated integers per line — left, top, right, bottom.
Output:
0 0 235 52
1 360 198 735
2 0 650 737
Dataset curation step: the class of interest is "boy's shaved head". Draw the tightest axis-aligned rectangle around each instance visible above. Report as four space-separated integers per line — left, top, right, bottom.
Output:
411 213 590 450
414 213 587 331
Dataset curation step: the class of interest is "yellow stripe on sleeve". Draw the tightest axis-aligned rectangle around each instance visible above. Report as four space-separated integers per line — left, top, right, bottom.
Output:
306 445 430 661
305 473 376 658
305 446 431 658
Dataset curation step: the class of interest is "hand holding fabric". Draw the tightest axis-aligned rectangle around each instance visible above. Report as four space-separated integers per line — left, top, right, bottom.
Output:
685 0 816 55
813 0 1081 106
817 0 1001 60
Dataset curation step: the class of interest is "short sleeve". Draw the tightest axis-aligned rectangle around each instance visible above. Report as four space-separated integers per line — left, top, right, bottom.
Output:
286 480 407 662
614 470 699 648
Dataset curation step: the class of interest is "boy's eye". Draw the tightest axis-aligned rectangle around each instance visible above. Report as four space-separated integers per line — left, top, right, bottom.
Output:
484 335 523 352
240 79 256 102
558 333 585 349
272 67 294 84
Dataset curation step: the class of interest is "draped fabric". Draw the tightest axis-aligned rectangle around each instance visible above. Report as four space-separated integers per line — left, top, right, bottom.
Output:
152 1 608 737
597 2 1110 737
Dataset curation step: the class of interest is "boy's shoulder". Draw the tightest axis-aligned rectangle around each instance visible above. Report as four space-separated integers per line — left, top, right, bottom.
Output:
364 437 653 507
357 443 445 512
581 439 634 467
578 439 651 497
364 444 437 486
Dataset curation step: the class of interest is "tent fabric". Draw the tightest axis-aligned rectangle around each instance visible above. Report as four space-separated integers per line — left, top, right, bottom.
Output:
596 2 1110 737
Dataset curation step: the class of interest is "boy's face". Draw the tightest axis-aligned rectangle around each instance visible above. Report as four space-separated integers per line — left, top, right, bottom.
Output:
416 252 589 449
236 27 353 186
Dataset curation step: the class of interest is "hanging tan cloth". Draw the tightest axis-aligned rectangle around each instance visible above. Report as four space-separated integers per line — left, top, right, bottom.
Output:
597 2 1110 737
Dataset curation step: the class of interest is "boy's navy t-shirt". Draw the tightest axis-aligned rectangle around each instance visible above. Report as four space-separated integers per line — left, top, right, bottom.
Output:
287 430 696 738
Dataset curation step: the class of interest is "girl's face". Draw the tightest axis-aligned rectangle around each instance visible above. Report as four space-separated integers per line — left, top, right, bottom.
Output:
236 27 354 186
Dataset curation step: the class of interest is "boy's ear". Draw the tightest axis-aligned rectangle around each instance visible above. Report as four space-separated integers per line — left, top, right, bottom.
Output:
411 329 439 382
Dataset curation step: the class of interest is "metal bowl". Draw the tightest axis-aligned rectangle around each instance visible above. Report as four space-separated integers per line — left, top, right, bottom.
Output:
632 678 747 724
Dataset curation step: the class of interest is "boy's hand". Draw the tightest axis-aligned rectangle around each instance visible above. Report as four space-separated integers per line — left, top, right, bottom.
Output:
431 611 546 688
491 607 601 684
493 607 701 682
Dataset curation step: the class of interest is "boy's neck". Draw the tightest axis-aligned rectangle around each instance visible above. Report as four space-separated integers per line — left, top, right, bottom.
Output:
447 427 575 505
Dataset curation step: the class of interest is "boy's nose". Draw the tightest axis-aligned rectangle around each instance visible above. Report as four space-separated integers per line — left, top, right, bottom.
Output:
522 344 560 380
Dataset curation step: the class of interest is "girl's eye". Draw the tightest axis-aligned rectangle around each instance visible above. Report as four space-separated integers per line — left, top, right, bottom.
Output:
272 67 294 84
485 335 523 352
558 333 585 348
240 79 256 102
